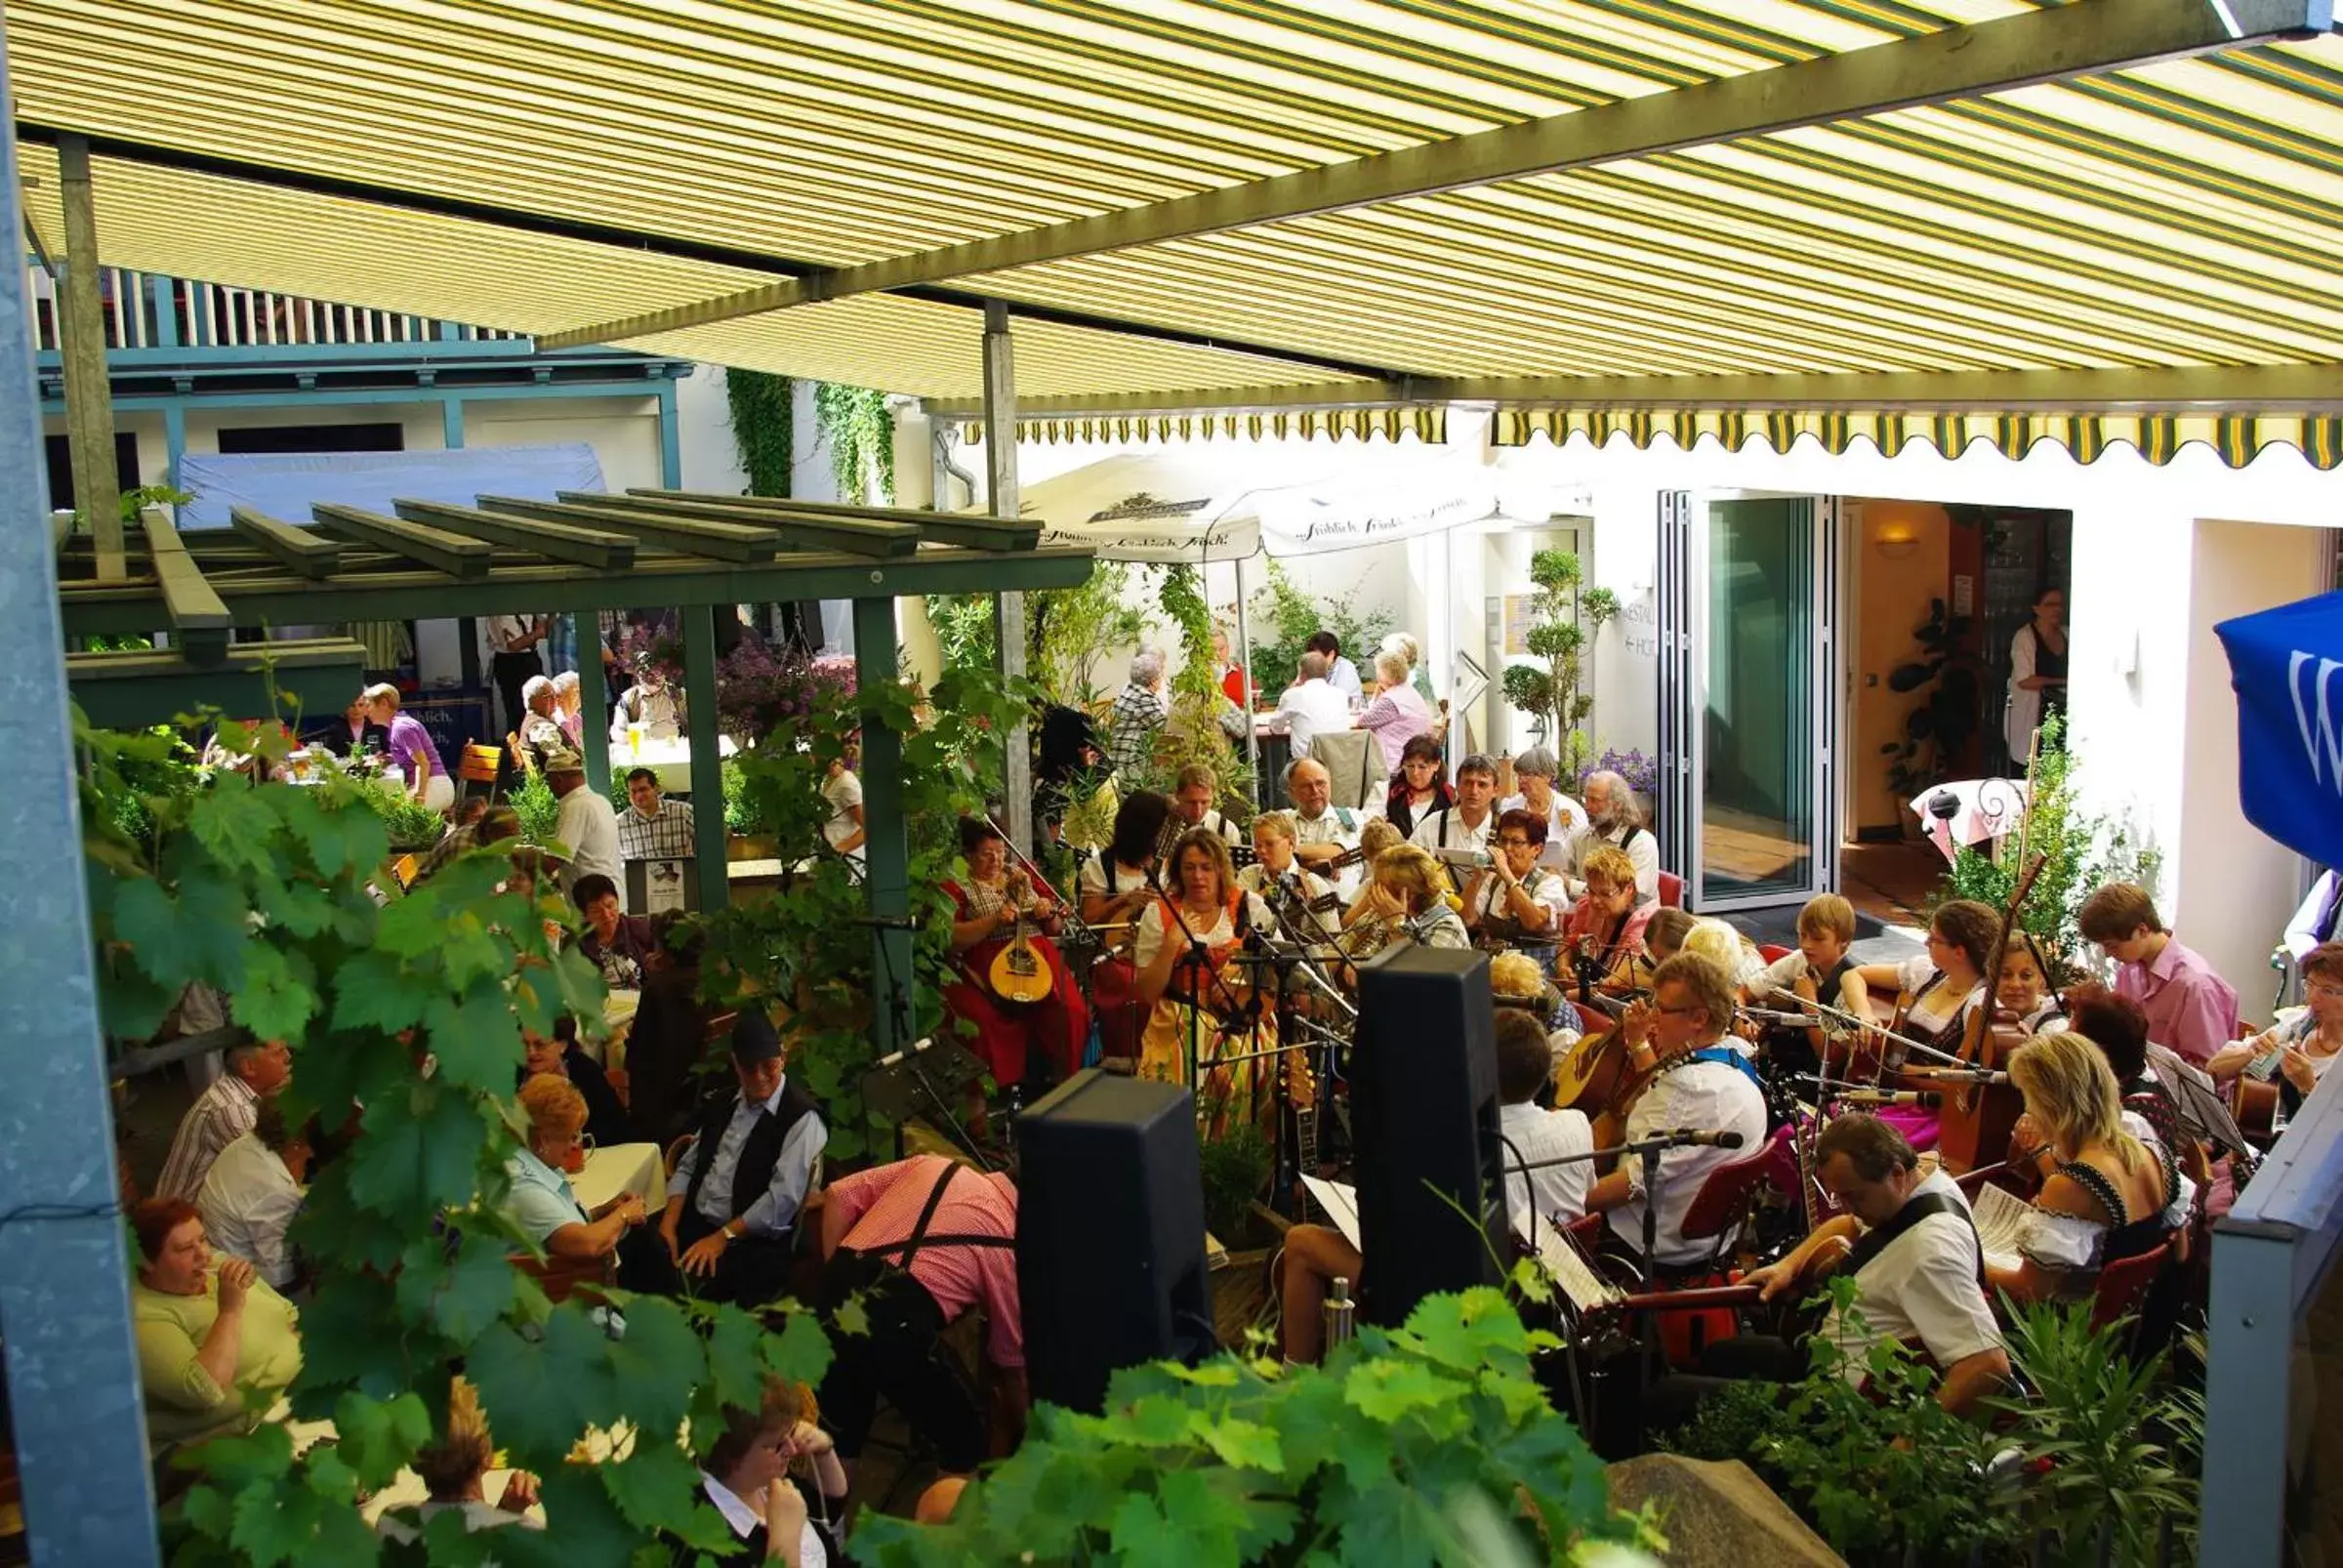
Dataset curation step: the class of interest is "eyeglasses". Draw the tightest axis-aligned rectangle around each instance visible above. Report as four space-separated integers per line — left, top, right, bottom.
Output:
1496 837 1533 849
2309 980 2343 1002
1656 1004 1704 1017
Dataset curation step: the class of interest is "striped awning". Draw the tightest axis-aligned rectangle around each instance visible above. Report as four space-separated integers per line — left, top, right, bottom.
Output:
8 1 2341 455
1493 406 2343 470
965 407 1448 448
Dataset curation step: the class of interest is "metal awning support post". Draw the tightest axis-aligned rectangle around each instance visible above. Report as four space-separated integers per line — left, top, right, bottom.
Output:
575 612 609 797
854 596 913 1056
681 604 728 913
983 301 1031 849
57 132 123 580
0 42 162 1563
1234 555 1259 793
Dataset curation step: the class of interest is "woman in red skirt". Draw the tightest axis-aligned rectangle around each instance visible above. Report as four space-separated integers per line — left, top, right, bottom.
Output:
941 815 1088 1092
1077 790 1174 1068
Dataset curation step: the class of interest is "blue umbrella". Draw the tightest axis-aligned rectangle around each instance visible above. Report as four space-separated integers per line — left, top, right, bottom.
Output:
2215 588 2343 868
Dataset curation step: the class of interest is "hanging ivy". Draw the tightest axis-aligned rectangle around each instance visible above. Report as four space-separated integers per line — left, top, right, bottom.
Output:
813 383 896 505
724 368 795 498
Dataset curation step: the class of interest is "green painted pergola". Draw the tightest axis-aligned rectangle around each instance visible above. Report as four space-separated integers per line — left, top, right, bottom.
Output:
55 488 1094 1054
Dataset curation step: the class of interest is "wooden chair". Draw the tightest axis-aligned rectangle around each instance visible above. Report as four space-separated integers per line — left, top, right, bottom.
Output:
458 742 504 805
513 1249 614 1306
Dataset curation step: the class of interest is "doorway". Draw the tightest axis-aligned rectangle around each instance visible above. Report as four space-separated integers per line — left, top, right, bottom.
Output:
1657 492 1839 913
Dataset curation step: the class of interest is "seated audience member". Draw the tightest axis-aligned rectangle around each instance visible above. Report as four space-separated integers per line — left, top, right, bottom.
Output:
503 1074 649 1281
514 676 567 773
156 1036 293 1202
1171 763 1244 846
1354 647 1436 775
1564 770 1660 902
1499 746 1588 847
651 1012 827 1308
574 872 657 991
1409 752 1500 862
1281 1012 1588 1364
1653 1115 2007 1426
818 1155 1023 1480
376 1378 542 1545
1462 807 1570 949
1747 893 1870 1071
610 660 685 743
2208 939 2343 1118
2077 882 2240 1067
1996 932 2069 1037
2059 984 2213 1191
1239 810 1342 939
1585 955 1769 1272
1346 844 1471 952
414 803 521 885
1381 733 1452 841
694 1377 849 1567
1988 1032 2192 1305
616 766 697 862
1557 846 1657 1001
623 913 711 1145
130 1198 302 1451
1308 630 1363 700
553 670 585 747
520 1015 635 1147
1268 651 1352 763
194 1102 308 1292
335 692 391 761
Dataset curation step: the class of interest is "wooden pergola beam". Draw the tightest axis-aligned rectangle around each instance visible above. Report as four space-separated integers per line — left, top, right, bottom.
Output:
228 506 344 579
572 491 925 558
626 488 1040 553
310 503 496 578
138 506 229 665
474 494 782 563
391 498 637 571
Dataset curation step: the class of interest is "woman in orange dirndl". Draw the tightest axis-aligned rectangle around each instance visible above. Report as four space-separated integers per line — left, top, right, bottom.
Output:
1132 828 1280 1141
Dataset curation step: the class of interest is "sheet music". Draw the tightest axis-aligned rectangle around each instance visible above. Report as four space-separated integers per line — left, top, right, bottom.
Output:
1532 1225 1623 1313
1300 1176 1363 1252
1968 1182 2033 1276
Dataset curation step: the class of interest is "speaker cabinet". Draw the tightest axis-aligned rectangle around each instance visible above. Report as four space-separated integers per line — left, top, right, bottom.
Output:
1016 1070 1213 1413
1351 944 1504 1326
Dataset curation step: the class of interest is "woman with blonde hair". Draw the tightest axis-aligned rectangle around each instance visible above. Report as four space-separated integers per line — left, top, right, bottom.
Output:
1558 845 1658 1001
1348 844 1470 953
376 1377 542 1543
1134 827 1281 1137
1990 1032 2191 1304
502 1074 646 1268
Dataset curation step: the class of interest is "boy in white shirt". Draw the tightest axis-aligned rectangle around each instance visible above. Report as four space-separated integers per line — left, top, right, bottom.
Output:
1747 893 1872 1073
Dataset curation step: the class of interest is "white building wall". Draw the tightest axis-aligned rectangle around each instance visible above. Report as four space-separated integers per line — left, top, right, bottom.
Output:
675 365 750 493
461 396 663 492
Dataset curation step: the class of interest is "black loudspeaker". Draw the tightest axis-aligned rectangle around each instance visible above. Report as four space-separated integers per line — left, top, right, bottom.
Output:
1015 1070 1213 1413
1351 943 1504 1327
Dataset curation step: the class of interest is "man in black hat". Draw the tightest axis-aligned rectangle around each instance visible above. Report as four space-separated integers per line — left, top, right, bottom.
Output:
637 1011 827 1308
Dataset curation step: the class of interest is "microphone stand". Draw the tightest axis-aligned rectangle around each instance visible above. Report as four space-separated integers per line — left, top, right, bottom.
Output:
1147 846 1257 1114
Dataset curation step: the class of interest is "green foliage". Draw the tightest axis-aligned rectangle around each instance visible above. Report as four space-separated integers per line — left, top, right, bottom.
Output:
79 707 832 1562
69 480 197 538
923 593 999 675
1882 598 1985 800
82 720 206 858
1158 564 1216 702
692 662 1042 1158
361 777 448 852
1196 1118 1272 1241
719 755 768 838
725 368 795 498
507 766 560 848
1985 1303 2202 1567
851 1289 1653 1567
1501 548 1617 777
814 382 895 504
1245 558 1393 701
1934 714 2163 978
1033 560 1147 709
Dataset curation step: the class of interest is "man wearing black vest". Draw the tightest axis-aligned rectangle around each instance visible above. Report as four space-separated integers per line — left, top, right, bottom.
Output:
1642 1115 2008 1435
643 1011 826 1309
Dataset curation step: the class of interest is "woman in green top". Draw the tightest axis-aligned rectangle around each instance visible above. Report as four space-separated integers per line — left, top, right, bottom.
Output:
130 1198 302 1451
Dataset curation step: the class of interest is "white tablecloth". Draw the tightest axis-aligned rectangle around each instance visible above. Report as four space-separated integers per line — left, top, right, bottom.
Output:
611 735 736 795
573 1141 664 1214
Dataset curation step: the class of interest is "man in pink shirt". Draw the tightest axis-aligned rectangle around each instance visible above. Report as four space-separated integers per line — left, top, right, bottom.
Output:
815 1154 1023 1478
2079 883 2240 1067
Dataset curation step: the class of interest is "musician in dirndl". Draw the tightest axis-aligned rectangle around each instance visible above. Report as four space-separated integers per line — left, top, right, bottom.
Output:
1557 845 1659 1011
1646 1114 2008 1431
941 816 1087 1093
1079 791 1174 1066
1461 808 1571 953
1134 828 1280 1140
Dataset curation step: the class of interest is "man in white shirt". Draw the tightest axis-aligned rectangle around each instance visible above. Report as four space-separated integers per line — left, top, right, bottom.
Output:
1284 759 1363 892
1495 1011 1592 1239
155 1037 292 1201
547 749 626 909
1268 652 1353 764
1564 768 1661 903
1305 631 1363 702
1641 1114 2008 1431
487 613 546 735
1172 764 1243 846
1585 953 1767 1269
196 1102 308 1291
1409 753 1500 859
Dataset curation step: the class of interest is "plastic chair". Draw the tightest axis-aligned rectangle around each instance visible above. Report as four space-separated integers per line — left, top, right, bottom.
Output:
1657 871 1684 909
1678 1148 1777 1270
2089 1234 2174 1336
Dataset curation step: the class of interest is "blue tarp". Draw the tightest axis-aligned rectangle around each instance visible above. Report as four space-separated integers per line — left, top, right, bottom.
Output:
2215 588 2343 870
176 443 606 529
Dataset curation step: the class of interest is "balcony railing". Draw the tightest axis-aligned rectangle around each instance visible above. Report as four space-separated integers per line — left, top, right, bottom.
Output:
27 265 522 353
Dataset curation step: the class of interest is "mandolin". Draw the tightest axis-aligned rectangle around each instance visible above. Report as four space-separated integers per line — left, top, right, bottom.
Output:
987 896 1058 1006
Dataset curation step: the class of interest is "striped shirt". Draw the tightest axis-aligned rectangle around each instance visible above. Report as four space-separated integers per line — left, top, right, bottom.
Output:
827 1155 1024 1367
617 799 697 861
156 1075 259 1201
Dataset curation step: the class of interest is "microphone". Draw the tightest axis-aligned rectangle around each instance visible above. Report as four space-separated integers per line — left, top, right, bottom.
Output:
876 1037 936 1069
1665 1129 1747 1149
1905 1068 2009 1085
1837 1090 1945 1108
848 914 925 931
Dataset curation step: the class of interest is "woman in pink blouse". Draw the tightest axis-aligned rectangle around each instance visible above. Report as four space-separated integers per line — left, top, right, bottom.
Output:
1354 647 1436 773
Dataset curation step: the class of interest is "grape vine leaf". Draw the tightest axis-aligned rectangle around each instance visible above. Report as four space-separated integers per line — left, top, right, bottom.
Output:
349 1087 500 1222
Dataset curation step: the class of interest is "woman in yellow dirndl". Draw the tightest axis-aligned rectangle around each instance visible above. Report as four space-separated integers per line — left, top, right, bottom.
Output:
1133 827 1280 1140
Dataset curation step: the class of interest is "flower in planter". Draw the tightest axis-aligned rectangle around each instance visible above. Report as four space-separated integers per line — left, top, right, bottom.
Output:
1578 746 1659 798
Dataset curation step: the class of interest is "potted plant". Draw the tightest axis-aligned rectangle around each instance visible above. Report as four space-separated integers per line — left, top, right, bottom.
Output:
1501 548 1620 776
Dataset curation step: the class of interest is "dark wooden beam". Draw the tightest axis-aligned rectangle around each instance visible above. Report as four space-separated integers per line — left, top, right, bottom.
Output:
311 503 495 578
228 506 344 579
391 498 637 571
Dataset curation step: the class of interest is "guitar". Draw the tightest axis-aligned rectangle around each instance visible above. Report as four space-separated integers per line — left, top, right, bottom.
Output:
987 893 1059 1005
1287 1049 1323 1207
